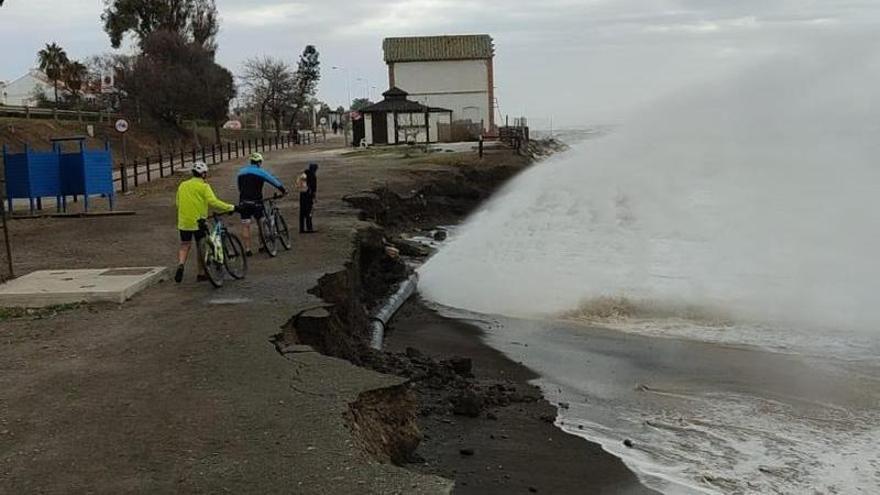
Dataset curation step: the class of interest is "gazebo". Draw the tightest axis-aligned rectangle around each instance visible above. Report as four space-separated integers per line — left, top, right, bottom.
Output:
352 87 452 146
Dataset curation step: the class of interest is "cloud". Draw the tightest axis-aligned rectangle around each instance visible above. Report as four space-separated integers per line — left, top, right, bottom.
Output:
3 0 879 124
223 2 310 27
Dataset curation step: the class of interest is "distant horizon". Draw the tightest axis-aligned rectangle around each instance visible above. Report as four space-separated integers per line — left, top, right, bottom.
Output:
3 0 880 126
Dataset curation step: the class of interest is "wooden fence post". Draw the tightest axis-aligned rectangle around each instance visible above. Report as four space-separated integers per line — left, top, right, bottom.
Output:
170 150 175 171
120 163 128 193
145 156 152 182
180 149 185 168
227 142 232 160
191 148 197 165
133 159 139 187
211 144 216 164
159 152 165 178
201 146 206 163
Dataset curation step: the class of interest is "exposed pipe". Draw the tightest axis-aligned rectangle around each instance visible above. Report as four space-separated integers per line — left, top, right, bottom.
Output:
369 273 419 350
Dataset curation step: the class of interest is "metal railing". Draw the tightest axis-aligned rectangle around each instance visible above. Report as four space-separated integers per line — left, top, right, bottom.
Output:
114 131 323 193
0 104 118 122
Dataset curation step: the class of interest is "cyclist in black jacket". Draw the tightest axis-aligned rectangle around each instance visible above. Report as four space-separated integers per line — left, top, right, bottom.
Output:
237 152 286 255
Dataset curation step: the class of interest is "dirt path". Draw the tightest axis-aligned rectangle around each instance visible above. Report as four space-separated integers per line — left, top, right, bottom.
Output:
0 139 454 493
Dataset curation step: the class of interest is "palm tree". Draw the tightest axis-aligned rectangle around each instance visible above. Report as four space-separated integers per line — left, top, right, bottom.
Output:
37 42 69 109
62 61 89 103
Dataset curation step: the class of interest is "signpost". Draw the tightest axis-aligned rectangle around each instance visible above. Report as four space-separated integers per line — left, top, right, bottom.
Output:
115 118 130 181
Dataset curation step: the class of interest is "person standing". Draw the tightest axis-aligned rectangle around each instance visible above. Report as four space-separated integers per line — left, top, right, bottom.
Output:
174 161 236 283
296 163 318 233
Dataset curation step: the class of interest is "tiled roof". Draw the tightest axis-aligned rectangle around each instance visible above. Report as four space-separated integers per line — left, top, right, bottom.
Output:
361 87 451 113
383 35 494 63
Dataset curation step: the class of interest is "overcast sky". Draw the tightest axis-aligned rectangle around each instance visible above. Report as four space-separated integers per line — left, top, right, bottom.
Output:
1 0 878 125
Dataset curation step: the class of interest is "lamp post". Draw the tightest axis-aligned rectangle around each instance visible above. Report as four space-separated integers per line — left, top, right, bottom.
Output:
332 66 352 145
332 66 352 110
356 77 372 100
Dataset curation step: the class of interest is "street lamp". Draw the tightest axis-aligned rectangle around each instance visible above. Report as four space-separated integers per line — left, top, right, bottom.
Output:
356 77 371 100
332 66 351 111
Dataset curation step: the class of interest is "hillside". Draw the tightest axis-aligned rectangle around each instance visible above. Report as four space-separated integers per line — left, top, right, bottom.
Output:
0 117 268 163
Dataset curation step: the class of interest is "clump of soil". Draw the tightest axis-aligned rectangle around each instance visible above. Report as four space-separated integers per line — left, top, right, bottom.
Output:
276 226 406 365
364 348 540 420
345 383 422 466
343 164 526 234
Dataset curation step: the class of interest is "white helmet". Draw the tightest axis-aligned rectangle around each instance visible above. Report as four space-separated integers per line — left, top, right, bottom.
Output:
192 161 208 175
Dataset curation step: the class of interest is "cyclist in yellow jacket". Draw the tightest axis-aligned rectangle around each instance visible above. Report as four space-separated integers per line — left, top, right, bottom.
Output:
175 161 236 283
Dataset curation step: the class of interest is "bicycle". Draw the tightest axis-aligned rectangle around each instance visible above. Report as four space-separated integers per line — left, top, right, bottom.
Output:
257 194 292 257
198 212 247 288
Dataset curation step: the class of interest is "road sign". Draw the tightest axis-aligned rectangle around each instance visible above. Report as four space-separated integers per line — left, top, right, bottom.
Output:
115 118 130 134
320 117 327 125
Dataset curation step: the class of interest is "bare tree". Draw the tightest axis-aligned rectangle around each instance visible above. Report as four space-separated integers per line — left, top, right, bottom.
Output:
241 57 295 137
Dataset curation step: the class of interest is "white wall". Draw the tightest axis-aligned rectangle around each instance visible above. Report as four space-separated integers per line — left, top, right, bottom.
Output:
393 59 491 132
386 113 395 145
1 72 50 106
393 112 452 144
394 60 488 93
364 114 374 145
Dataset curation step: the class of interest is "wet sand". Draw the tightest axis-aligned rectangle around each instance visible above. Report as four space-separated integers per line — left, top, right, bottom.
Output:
385 299 656 494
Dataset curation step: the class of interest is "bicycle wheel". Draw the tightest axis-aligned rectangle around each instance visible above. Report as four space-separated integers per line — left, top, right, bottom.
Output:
258 215 278 257
276 211 292 250
223 232 247 279
199 238 225 288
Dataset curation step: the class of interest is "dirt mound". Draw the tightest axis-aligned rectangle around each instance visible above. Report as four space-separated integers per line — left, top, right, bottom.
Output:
345 383 422 466
343 164 525 234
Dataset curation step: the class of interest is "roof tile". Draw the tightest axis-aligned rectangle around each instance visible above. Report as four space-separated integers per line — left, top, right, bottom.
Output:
383 35 494 63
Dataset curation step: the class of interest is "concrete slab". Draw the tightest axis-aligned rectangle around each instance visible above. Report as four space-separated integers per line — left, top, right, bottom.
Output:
0 267 168 307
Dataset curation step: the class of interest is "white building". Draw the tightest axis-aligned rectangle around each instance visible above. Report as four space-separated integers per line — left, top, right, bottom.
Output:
383 34 496 135
0 70 55 106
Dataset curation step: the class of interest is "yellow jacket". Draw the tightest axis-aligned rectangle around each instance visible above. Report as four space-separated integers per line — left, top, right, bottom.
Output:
176 177 234 231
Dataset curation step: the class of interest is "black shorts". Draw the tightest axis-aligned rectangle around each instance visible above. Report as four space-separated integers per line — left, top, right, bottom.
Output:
239 201 264 221
179 228 206 242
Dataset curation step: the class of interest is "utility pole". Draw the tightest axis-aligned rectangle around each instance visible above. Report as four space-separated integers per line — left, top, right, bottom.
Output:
0 173 13 279
332 66 352 145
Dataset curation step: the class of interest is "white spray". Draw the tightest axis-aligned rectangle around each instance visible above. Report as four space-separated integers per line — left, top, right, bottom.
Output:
419 41 880 337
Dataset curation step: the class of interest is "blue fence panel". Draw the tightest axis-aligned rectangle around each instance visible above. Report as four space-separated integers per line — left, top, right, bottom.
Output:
59 152 85 197
82 149 114 196
27 150 62 198
3 145 62 213
2 151 31 199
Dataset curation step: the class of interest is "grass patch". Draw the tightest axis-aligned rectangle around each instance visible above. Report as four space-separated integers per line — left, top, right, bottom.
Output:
0 303 85 322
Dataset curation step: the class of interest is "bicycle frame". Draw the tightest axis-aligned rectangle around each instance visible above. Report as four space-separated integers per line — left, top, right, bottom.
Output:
262 198 280 231
207 216 226 263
